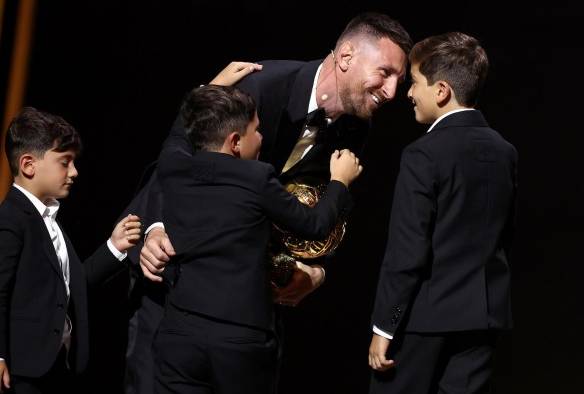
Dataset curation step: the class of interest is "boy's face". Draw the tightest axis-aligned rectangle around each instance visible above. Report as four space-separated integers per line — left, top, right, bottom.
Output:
339 37 407 119
407 63 438 124
238 112 262 160
32 149 78 201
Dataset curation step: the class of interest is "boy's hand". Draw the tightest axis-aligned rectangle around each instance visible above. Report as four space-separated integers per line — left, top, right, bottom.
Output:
330 149 363 187
0 360 10 392
369 334 395 371
209 61 263 86
110 214 141 252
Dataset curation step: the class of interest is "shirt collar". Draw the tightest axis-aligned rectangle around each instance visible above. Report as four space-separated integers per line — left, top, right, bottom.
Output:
13 183 60 219
307 63 333 127
307 63 322 114
427 108 475 133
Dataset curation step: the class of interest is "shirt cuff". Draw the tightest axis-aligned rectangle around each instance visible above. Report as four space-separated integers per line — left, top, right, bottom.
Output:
373 325 394 340
145 222 165 236
107 238 127 261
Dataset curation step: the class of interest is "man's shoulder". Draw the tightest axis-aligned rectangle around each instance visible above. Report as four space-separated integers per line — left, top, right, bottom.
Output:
236 59 319 93
251 60 312 80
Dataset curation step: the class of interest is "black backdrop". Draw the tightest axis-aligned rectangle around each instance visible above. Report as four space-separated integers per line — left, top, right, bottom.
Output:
1 1 583 393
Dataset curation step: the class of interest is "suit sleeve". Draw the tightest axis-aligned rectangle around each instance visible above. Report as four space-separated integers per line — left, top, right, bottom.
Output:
261 166 352 240
0 224 22 358
83 243 126 287
371 146 437 336
118 116 194 266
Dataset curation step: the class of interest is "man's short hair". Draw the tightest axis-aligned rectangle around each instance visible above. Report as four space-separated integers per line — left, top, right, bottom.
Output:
336 12 413 55
5 106 81 176
409 32 489 107
181 85 256 152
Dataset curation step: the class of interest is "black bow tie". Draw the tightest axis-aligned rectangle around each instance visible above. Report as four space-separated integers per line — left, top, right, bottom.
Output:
305 108 330 130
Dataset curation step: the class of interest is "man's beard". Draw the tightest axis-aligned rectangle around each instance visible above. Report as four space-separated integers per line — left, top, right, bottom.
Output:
339 82 373 120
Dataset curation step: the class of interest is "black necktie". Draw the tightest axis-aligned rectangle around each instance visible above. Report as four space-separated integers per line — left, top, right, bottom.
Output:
305 108 329 130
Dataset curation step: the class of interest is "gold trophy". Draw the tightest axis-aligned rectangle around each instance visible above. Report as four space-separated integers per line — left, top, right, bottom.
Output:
269 181 346 287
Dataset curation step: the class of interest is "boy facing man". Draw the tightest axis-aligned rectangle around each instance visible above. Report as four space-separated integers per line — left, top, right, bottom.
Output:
0 107 141 393
153 85 362 394
369 32 517 393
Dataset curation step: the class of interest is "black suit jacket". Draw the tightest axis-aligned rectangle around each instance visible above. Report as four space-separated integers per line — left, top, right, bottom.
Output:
158 151 352 330
124 59 369 242
0 187 125 377
372 110 517 336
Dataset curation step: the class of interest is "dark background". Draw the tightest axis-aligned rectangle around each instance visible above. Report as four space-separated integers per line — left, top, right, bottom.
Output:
1 1 582 393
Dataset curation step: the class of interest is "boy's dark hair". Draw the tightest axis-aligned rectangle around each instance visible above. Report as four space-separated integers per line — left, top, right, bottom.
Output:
336 12 413 56
181 85 256 152
5 107 82 176
410 32 489 107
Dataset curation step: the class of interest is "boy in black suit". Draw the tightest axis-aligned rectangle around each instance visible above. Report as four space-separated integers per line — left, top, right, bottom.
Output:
368 33 517 393
0 107 141 393
153 85 362 394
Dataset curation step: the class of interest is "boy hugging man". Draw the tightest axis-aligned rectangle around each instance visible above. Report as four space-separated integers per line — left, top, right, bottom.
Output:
153 85 362 394
0 107 141 393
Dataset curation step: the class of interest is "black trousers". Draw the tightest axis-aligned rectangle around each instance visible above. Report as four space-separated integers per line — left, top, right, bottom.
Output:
125 283 166 394
10 347 80 394
369 331 497 394
153 303 278 394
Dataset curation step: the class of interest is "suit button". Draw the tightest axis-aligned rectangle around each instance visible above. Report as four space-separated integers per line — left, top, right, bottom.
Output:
54 329 61 335
57 303 64 309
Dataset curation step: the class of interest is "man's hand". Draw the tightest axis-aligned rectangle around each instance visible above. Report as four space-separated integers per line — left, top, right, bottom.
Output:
368 334 395 371
0 360 10 393
273 262 325 307
209 61 263 86
139 227 176 282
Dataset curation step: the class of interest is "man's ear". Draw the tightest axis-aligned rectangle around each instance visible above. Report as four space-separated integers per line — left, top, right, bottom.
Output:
19 153 37 178
226 131 242 157
436 80 453 107
337 41 354 72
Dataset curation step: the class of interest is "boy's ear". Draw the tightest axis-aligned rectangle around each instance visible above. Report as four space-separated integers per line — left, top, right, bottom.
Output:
226 131 242 157
435 80 453 107
337 41 354 72
19 153 37 178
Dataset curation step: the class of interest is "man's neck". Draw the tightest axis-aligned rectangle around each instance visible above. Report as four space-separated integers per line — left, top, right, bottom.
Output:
315 54 345 121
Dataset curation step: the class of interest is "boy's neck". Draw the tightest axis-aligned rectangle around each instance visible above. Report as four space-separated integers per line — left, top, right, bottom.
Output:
217 147 236 157
13 177 53 205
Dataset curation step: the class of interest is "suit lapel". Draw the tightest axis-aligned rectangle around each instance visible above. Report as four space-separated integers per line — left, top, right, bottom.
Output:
39 220 66 280
6 187 68 285
61 227 83 299
271 60 321 174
